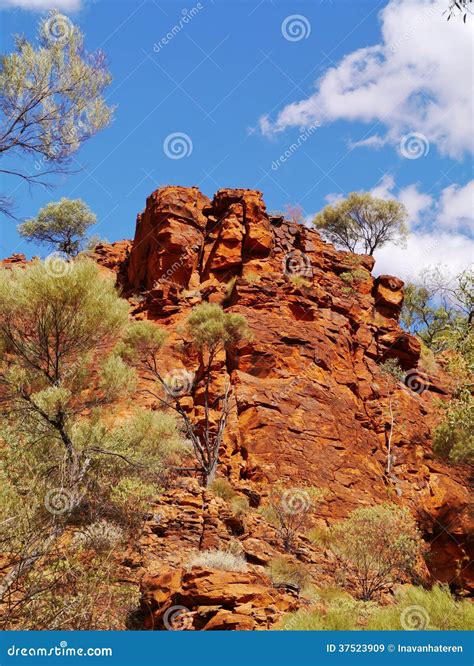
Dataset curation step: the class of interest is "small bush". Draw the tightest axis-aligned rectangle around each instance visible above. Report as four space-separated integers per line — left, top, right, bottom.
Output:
280 599 361 630
260 485 324 552
268 556 311 591
432 390 474 464
289 275 311 288
331 504 424 600
280 585 472 631
209 478 235 501
379 358 404 382
307 525 332 548
230 495 250 517
73 520 124 554
367 585 474 631
187 549 248 572
245 271 261 283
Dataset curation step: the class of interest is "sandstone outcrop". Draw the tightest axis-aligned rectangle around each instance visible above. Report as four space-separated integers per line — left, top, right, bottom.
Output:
6 185 471 618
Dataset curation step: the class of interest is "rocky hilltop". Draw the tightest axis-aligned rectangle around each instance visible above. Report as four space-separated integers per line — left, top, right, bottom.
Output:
5 185 471 629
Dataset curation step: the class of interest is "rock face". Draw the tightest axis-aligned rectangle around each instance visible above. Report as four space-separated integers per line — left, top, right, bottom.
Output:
140 566 299 630
116 186 472 599
9 185 470 624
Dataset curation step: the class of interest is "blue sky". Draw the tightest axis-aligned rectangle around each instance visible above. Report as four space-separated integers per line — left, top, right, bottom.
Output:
0 0 472 280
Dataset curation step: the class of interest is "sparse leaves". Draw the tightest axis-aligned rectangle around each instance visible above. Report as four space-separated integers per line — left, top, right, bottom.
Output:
18 198 96 256
313 192 408 255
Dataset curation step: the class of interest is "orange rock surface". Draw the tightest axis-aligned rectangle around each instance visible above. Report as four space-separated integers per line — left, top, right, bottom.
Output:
4 185 472 628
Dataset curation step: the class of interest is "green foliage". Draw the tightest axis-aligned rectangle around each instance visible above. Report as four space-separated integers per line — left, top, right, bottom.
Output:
260 485 325 552
366 585 474 630
331 504 424 600
230 495 250 517
289 275 311 288
0 550 136 630
280 584 473 631
268 556 311 591
245 271 261 283
313 192 408 255
379 358 404 383
0 259 186 626
18 198 96 256
339 268 371 294
0 10 113 212
122 319 167 360
401 268 473 352
433 389 474 463
307 525 332 548
185 302 250 356
209 477 235 500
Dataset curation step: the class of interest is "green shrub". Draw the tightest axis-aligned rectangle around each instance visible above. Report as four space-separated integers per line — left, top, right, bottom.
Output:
245 271 261 283
432 390 474 464
307 525 332 548
379 358 404 382
331 504 424 600
260 485 325 552
209 478 235 501
280 584 472 631
230 495 250 517
367 585 474 630
289 275 311 288
268 556 311 591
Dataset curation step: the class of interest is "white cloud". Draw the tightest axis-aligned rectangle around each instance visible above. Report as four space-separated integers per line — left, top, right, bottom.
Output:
370 174 433 227
371 177 473 279
437 180 474 231
260 0 474 159
373 230 474 280
0 0 81 10
320 175 473 279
